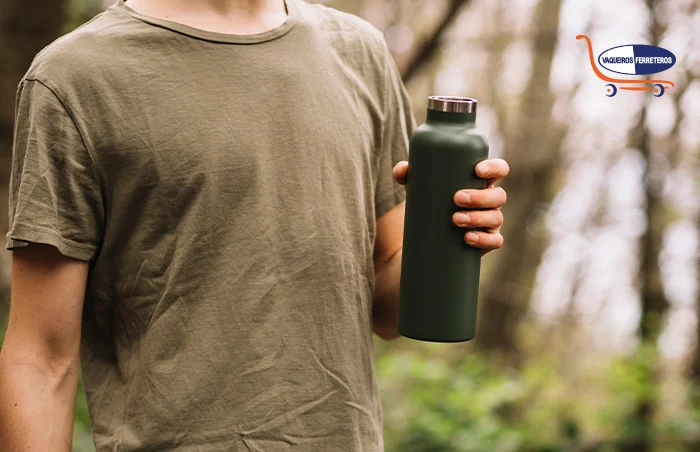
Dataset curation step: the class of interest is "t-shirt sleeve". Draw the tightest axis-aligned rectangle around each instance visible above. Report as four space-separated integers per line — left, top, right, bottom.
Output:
374 40 417 219
5 79 105 261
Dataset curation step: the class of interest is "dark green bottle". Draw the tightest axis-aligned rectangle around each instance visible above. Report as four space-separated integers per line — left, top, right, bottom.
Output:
398 96 489 342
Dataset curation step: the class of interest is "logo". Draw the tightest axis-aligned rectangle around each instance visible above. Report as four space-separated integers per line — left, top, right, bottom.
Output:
576 35 675 97
598 45 676 75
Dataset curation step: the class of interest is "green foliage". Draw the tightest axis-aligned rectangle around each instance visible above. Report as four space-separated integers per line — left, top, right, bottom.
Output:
378 347 562 452
63 0 105 33
376 345 700 452
73 378 95 452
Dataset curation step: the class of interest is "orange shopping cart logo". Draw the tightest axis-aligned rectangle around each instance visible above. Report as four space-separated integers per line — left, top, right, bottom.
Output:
576 35 675 97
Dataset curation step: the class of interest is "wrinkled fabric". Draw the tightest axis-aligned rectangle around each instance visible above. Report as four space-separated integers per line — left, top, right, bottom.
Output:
5 0 414 450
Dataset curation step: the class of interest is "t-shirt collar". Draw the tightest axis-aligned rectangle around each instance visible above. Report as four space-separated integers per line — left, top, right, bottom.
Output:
114 0 297 44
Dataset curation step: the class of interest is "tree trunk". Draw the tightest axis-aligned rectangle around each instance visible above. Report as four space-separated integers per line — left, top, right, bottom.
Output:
621 2 669 450
681 0 700 393
401 0 471 84
475 0 565 360
692 205 700 379
0 0 67 298
621 101 667 452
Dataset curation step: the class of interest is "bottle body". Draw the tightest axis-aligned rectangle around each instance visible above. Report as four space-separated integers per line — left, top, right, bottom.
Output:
398 104 489 342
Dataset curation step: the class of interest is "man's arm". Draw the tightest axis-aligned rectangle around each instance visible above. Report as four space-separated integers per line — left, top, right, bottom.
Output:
372 200 406 340
0 243 88 451
372 158 510 340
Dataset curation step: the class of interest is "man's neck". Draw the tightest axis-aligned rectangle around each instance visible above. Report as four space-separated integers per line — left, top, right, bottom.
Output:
123 0 288 35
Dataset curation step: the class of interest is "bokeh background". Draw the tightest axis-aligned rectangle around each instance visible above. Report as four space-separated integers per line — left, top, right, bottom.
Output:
1 0 699 450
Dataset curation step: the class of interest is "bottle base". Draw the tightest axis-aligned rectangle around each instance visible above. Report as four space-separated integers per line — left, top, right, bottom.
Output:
399 331 475 343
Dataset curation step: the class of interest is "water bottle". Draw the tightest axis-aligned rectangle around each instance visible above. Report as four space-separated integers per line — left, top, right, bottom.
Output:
398 96 489 342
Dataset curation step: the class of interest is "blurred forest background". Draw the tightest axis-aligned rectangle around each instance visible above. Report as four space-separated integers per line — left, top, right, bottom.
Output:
1 0 699 450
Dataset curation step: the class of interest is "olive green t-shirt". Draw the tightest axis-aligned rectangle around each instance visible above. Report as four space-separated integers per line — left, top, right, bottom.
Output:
5 0 415 450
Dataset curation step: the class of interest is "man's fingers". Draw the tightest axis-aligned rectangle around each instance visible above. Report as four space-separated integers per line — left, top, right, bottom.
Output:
464 230 504 251
392 161 409 185
476 158 510 185
452 209 504 229
395 158 509 187
446 158 508 253
454 186 507 209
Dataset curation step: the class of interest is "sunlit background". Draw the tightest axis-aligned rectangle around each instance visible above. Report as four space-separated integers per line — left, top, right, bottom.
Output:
1 0 699 450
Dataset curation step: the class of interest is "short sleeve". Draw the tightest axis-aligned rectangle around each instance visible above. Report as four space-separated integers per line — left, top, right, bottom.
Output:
5 79 105 261
374 40 417 219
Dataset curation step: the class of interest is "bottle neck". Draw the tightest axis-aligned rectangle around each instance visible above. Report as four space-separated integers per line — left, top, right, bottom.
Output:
426 109 476 124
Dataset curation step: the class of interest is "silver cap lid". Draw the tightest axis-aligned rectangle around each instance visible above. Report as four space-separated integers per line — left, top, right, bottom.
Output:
427 96 477 113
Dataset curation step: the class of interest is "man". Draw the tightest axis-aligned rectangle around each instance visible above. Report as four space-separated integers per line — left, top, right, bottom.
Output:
0 0 509 450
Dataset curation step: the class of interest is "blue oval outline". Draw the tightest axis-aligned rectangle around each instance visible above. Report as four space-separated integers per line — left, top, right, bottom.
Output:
597 43 676 76
598 44 637 75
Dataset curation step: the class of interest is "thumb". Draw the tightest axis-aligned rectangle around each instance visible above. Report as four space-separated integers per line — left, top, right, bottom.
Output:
392 161 409 185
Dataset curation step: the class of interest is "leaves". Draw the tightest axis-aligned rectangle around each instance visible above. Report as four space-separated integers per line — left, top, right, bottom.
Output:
377 347 700 452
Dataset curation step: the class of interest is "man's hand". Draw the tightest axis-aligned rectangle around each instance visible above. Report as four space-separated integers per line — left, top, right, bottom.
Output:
392 158 509 254
372 157 509 339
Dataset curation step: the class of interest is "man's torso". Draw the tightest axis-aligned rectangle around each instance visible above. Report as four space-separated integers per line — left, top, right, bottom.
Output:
20 1 399 449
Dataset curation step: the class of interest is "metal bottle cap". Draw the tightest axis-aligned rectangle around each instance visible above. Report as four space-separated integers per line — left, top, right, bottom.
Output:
427 96 477 113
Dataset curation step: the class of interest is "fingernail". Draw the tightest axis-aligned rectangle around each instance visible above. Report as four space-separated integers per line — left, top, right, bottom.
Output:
457 192 470 205
467 232 479 243
454 212 470 225
477 162 489 175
